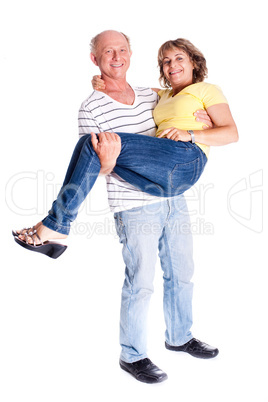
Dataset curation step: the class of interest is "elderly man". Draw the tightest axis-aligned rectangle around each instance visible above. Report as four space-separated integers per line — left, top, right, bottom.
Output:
78 30 218 384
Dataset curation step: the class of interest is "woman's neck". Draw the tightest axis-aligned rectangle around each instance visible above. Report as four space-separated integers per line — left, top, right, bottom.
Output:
172 81 194 96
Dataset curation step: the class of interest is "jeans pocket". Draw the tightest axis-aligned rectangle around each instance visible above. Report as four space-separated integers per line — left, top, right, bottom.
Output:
114 213 126 241
169 157 200 191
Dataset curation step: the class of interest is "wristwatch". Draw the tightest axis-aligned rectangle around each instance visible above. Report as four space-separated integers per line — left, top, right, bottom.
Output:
187 130 195 144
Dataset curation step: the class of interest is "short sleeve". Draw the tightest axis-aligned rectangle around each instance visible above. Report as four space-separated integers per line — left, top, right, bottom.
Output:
202 84 228 109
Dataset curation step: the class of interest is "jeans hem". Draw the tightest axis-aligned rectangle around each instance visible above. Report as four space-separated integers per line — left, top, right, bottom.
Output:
165 335 193 347
42 216 70 235
120 353 148 364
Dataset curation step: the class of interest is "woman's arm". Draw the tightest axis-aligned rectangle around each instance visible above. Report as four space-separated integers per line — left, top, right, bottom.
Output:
92 75 105 91
92 78 162 95
193 103 238 145
159 103 238 145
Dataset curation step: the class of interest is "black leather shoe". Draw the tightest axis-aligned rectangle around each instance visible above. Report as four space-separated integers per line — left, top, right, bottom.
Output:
119 358 168 384
165 338 219 359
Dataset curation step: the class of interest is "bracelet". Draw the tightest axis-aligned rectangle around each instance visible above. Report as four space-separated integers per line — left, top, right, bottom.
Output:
187 130 195 144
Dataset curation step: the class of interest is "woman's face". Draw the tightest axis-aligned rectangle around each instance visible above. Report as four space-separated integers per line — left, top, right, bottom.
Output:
162 47 194 92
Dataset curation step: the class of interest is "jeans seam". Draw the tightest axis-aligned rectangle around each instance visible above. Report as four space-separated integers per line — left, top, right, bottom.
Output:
64 158 99 213
119 215 135 354
162 226 176 344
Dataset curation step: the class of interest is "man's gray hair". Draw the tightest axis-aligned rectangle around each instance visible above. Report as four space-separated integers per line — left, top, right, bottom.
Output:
90 31 131 54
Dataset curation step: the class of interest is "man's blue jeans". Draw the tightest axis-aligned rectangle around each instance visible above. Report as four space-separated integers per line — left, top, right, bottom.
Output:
114 196 194 363
42 133 207 234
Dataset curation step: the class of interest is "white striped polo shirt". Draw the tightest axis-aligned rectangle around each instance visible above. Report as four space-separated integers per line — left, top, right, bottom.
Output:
78 86 169 212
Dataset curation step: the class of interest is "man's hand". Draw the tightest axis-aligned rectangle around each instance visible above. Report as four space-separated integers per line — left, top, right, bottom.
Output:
194 109 213 129
91 132 121 175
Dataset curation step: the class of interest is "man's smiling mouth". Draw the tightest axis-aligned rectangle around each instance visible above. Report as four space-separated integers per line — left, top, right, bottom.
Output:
111 64 124 68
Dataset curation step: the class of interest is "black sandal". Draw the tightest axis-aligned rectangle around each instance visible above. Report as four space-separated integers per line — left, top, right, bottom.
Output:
13 228 67 259
12 227 38 237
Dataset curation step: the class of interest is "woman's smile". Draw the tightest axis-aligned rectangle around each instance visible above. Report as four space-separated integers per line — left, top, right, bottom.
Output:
162 48 194 93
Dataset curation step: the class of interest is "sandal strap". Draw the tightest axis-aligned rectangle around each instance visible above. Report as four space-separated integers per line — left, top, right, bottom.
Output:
24 227 42 246
16 227 29 236
33 229 42 245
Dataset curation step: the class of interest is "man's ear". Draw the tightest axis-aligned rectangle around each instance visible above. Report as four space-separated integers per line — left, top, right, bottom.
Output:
90 53 98 66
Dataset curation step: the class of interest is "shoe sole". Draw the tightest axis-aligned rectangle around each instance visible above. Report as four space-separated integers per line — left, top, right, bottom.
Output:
165 342 219 359
119 361 168 384
14 236 67 259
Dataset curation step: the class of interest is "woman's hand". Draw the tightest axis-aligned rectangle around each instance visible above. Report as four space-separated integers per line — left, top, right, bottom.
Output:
157 109 213 142
92 75 106 91
158 128 191 142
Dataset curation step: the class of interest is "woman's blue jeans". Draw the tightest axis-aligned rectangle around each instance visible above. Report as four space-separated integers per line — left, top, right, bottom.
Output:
42 133 207 234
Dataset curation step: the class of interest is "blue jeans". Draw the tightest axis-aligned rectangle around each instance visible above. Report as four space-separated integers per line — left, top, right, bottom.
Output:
114 196 194 363
43 133 207 234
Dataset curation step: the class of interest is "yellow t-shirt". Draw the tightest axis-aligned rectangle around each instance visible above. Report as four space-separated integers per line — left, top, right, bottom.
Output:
153 82 228 158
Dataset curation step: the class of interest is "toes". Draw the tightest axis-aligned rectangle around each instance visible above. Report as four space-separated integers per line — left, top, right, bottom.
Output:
18 228 36 245
16 222 42 237
17 227 31 236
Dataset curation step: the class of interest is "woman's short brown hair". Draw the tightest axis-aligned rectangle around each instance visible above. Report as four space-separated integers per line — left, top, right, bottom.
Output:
158 38 208 88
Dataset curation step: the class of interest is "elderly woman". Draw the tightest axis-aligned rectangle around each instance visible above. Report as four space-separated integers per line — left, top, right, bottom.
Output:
14 38 238 258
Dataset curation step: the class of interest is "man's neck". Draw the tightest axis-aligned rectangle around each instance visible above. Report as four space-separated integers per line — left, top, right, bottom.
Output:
103 76 128 92
102 77 135 105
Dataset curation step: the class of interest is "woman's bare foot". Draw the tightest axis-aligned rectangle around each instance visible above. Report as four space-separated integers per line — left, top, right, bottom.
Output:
17 222 67 245
15 222 42 236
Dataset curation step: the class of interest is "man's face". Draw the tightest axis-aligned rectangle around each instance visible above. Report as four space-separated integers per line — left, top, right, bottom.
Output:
91 31 132 81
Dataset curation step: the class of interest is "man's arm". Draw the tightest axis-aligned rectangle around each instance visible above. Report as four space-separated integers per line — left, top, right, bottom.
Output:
194 109 213 129
91 132 121 175
79 102 121 175
193 103 238 145
78 103 101 137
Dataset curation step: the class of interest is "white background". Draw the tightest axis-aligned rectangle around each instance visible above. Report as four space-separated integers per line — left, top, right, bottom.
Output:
1 0 267 401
